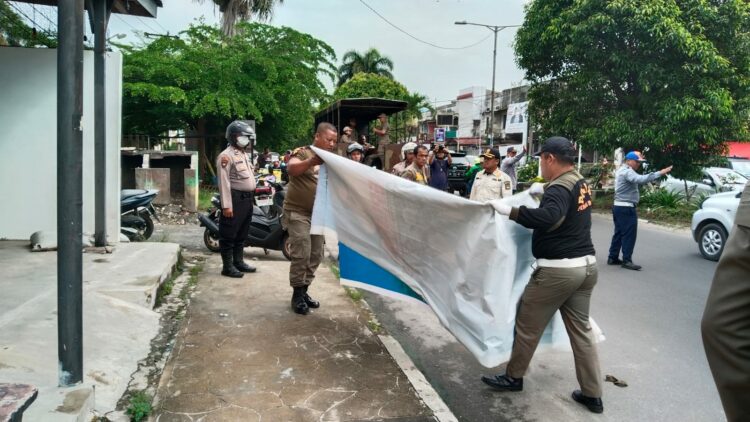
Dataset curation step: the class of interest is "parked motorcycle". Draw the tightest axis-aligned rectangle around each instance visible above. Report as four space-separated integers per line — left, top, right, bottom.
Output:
197 181 291 260
121 189 159 241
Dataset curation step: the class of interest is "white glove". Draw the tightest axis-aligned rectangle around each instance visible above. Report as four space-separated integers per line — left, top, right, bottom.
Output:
528 182 545 196
490 200 512 216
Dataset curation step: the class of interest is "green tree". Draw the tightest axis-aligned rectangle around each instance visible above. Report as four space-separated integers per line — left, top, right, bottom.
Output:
121 22 335 176
515 0 750 181
334 73 408 101
0 1 57 47
199 0 284 37
337 48 394 86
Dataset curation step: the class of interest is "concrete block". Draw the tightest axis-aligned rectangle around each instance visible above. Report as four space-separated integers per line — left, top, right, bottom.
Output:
135 168 171 205
184 169 198 212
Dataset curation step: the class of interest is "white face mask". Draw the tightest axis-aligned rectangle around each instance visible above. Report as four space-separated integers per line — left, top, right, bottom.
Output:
236 136 251 148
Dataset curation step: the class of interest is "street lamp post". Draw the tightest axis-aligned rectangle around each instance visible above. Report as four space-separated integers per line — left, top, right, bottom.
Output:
455 21 520 147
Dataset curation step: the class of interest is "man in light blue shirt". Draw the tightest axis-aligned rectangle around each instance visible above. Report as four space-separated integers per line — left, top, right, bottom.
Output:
607 151 672 270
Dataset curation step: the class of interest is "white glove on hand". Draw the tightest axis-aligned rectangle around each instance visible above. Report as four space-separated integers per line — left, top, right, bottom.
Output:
490 200 512 216
528 182 545 197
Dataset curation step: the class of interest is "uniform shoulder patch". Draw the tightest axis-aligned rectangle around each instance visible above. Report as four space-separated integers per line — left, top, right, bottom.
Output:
504 181 512 190
220 155 230 168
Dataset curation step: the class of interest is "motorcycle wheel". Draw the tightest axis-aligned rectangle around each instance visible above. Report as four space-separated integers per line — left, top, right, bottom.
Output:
203 228 221 252
282 232 292 261
141 213 155 240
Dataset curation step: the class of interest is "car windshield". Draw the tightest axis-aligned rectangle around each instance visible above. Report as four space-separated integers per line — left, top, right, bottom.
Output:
709 168 748 184
452 155 473 166
730 160 750 177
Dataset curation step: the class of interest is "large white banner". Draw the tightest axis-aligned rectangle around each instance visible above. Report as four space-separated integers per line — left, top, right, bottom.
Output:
505 101 528 134
310 147 602 367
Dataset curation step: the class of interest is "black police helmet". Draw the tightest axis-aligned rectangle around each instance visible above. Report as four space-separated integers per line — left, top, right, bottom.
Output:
225 120 256 143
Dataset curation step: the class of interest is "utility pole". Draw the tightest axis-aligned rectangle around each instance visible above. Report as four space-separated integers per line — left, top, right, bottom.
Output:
454 21 520 147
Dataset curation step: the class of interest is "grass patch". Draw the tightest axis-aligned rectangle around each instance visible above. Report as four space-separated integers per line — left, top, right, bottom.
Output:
199 189 218 211
345 287 363 302
179 263 204 300
328 263 340 279
126 391 152 422
367 319 382 334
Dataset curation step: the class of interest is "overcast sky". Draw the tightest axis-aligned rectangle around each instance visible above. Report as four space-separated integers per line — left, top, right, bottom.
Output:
104 0 529 106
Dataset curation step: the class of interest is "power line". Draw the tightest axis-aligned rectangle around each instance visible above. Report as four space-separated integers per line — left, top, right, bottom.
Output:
6 1 56 39
151 18 170 34
135 15 160 33
358 0 492 50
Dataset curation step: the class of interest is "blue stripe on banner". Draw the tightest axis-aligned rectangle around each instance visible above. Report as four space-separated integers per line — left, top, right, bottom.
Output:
339 243 424 303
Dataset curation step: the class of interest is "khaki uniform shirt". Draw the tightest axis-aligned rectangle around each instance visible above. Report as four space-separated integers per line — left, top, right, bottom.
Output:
391 160 408 176
400 162 429 185
375 121 390 153
470 168 512 202
340 134 355 144
217 145 256 210
284 146 319 215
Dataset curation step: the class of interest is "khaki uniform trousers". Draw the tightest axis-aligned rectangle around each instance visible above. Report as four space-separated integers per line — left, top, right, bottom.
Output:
507 262 603 398
702 183 750 422
282 210 324 288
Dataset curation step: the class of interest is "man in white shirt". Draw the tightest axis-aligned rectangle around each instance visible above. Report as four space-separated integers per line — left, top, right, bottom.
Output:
470 148 512 202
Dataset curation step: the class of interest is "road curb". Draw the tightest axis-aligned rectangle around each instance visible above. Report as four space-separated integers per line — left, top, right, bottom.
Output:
377 334 458 422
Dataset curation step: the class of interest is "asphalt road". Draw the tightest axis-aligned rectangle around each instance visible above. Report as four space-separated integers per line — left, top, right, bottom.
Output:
363 213 724 422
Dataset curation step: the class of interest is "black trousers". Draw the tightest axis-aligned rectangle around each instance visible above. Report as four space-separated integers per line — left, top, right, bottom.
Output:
219 190 253 253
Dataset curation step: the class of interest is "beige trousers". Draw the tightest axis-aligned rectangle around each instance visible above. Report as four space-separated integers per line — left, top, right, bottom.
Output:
282 210 324 288
702 183 750 422
506 263 603 398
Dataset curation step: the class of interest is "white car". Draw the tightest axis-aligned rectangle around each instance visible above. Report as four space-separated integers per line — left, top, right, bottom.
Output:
728 158 750 178
663 167 747 197
691 190 743 261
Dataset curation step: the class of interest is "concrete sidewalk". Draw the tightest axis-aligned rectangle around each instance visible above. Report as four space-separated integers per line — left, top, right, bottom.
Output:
0 240 180 421
153 248 435 421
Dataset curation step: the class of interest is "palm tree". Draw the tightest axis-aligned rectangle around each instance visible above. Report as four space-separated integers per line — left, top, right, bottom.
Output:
337 48 394 86
404 92 434 119
200 0 284 37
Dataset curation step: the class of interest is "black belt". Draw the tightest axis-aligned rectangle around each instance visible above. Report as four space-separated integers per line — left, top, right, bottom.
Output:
231 189 254 199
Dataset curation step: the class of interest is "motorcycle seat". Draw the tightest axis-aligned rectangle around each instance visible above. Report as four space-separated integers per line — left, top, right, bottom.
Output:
121 189 150 200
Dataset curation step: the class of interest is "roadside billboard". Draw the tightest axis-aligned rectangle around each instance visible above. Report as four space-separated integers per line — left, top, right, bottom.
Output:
505 101 528 134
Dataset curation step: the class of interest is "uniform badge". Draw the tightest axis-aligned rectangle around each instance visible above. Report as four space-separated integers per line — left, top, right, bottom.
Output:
504 181 511 190
221 156 229 168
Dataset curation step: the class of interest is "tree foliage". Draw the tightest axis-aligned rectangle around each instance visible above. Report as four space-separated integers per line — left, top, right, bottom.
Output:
515 0 750 180
337 48 394 86
0 2 57 48
121 22 336 155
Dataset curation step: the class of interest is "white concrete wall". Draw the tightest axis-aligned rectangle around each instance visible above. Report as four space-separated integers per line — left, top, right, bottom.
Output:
456 86 485 138
0 48 122 241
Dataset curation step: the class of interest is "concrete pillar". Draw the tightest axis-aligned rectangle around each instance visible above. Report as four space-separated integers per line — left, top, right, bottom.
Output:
135 168 171 205
184 169 198 212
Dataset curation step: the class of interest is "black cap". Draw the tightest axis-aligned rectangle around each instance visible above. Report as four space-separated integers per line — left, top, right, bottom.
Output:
480 148 501 160
535 136 577 158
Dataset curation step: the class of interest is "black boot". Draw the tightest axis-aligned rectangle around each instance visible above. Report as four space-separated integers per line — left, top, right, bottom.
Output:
233 247 256 273
303 286 320 309
221 250 244 278
572 390 604 413
481 373 523 391
291 287 309 315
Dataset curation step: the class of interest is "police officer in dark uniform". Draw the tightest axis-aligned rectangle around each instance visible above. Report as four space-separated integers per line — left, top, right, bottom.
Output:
217 121 257 278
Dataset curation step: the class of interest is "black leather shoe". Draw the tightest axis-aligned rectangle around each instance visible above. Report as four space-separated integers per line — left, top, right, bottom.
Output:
621 261 642 271
572 390 603 413
481 374 523 391
607 257 622 265
291 287 309 315
233 248 257 273
220 250 244 278
303 286 320 309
